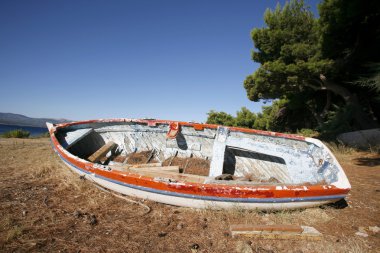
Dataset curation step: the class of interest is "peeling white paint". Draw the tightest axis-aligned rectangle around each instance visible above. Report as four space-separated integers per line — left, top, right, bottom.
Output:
52 120 351 192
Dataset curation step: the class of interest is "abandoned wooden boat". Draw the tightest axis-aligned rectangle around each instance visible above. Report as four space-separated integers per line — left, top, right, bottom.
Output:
47 119 351 210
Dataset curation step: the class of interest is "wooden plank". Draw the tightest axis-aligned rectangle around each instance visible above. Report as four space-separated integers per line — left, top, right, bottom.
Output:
230 224 322 241
110 165 179 173
117 166 206 183
137 170 206 183
88 141 117 163
131 163 163 168
209 127 229 177
129 166 179 173
111 163 164 169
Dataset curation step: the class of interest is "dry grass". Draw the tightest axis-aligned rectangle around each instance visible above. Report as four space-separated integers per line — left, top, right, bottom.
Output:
6 225 24 242
368 145 380 154
0 138 379 252
325 141 355 156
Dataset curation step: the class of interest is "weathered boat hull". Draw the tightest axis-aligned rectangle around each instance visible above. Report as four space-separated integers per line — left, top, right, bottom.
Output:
47 119 351 210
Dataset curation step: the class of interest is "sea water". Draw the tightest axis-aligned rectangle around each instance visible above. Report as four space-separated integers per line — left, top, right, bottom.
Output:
0 124 48 136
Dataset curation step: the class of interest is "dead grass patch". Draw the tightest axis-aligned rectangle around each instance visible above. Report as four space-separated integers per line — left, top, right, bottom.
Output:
340 236 371 253
31 164 54 178
0 138 379 252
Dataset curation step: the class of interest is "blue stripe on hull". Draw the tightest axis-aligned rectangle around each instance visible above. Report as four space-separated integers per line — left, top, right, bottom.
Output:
55 148 345 204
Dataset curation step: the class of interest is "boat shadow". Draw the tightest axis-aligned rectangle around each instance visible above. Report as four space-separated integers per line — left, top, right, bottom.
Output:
255 199 349 215
354 157 380 167
323 198 349 209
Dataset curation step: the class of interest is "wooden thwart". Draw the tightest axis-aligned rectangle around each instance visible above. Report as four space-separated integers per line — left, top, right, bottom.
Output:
88 141 117 163
131 168 206 183
129 166 180 173
110 163 165 170
130 163 163 168
110 164 206 183
230 224 322 241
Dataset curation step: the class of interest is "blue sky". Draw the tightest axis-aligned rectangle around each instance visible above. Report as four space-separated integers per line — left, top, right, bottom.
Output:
0 0 320 122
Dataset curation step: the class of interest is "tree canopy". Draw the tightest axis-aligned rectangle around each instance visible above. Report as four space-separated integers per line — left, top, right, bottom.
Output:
206 110 235 127
240 0 379 136
244 0 330 102
207 0 379 137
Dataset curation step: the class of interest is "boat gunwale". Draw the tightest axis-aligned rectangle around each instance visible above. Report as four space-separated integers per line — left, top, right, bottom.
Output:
53 118 307 141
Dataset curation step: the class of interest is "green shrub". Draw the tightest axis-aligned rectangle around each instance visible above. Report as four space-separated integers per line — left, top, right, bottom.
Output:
2 129 30 138
296 128 320 138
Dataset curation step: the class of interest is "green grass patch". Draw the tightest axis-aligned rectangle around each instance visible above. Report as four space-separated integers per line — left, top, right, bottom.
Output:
296 128 320 138
1 129 30 138
6 225 24 241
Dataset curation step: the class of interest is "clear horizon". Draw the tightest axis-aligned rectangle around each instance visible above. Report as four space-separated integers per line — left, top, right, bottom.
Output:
0 0 320 122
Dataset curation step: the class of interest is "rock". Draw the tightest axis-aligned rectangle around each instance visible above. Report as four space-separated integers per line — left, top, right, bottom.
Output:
257 246 275 253
190 243 199 249
89 214 97 226
158 232 167 237
22 210 28 217
73 210 82 218
190 243 199 253
355 232 368 237
358 227 366 233
235 241 253 253
369 226 380 233
176 222 185 230
337 129 380 149
200 217 208 229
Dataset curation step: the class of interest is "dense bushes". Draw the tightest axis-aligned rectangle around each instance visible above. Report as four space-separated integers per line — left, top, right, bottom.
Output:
206 101 322 137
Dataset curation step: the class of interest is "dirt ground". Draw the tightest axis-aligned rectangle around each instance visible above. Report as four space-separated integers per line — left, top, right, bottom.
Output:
0 138 379 253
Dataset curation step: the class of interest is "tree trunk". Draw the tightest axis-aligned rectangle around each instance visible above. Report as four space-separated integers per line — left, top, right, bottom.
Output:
321 78 378 129
307 105 324 127
320 91 332 119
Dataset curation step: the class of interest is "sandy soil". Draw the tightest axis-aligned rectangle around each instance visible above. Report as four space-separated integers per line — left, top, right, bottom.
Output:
0 138 379 252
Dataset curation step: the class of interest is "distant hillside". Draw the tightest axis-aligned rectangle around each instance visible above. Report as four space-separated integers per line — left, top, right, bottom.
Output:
0 113 70 128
